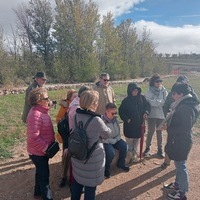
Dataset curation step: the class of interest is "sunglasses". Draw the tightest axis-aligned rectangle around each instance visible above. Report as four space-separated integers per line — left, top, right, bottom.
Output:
111 112 117 116
155 80 163 83
103 79 110 82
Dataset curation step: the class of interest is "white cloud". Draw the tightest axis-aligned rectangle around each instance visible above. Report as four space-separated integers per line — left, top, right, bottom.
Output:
1 0 200 54
92 0 144 17
134 20 200 54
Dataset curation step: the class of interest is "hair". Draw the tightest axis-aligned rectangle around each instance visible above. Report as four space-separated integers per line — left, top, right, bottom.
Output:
100 73 110 79
171 83 190 96
106 103 117 110
149 73 162 86
80 90 99 110
78 85 91 97
29 87 48 106
66 89 77 100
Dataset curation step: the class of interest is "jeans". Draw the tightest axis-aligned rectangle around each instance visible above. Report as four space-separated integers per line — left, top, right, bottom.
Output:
174 160 189 193
29 155 53 200
71 179 96 200
146 118 163 151
104 139 128 172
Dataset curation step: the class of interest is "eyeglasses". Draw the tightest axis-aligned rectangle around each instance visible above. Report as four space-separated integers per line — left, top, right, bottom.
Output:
111 112 117 116
103 79 110 82
42 97 49 101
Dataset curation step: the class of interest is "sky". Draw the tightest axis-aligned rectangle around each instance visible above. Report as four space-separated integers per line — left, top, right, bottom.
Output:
0 0 200 54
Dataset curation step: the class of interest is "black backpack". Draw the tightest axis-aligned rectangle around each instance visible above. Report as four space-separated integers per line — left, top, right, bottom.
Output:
68 115 98 164
57 115 71 149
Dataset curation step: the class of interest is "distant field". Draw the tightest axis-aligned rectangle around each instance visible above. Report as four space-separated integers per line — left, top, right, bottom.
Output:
0 74 199 158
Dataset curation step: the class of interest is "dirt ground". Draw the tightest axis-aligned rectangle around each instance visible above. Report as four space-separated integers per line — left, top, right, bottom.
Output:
0 129 199 200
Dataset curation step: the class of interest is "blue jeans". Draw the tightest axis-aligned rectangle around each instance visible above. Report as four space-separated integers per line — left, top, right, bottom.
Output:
29 155 53 200
104 139 128 172
71 179 96 200
174 160 189 193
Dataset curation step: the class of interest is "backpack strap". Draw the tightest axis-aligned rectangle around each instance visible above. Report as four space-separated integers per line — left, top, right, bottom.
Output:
83 115 94 130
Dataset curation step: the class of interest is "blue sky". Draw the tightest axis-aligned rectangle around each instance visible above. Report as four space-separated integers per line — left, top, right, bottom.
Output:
115 0 200 27
0 0 200 54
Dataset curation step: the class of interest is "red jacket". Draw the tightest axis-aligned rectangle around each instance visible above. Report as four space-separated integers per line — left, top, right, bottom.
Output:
26 105 55 156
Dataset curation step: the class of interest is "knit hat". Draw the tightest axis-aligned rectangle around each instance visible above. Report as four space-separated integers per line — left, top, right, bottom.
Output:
176 75 189 84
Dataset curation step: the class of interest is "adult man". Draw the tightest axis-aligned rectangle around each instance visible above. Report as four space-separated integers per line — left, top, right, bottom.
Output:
93 73 115 115
21 71 47 123
102 103 129 178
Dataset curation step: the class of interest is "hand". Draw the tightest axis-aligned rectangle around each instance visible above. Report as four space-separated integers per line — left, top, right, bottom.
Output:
127 119 131 123
143 113 148 120
63 148 68 156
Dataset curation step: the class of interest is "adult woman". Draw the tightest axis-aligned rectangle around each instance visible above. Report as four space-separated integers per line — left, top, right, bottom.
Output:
26 87 55 200
144 74 168 158
70 90 111 200
56 89 77 188
119 82 150 163
163 83 199 200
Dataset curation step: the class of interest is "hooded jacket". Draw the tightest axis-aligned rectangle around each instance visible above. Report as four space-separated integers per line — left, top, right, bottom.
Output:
165 96 200 161
119 82 151 138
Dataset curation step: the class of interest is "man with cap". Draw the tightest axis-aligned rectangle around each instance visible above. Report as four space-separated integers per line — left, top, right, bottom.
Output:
21 72 47 123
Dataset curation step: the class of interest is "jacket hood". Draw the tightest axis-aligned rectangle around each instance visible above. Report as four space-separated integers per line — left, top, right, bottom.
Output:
127 82 141 96
181 97 200 120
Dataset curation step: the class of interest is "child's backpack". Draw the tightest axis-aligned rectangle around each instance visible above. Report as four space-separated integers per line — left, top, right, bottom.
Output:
68 115 98 164
57 115 71 149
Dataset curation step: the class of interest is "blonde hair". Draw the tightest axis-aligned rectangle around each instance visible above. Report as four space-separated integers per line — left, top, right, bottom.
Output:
80 90 99 110
29 87 48 106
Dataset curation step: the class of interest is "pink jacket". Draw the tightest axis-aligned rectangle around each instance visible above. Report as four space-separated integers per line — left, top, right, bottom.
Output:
68 96 80 130
26 105 55 156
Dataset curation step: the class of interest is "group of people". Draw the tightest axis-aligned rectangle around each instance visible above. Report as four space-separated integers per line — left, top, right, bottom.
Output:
22 71 199 200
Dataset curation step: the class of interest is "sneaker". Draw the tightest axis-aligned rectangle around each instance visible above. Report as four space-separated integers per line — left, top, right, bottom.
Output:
161 162 170 170
59 178 67 188
143 147 151 157
117 165 130 172
157 150 165 158
163 182 179 191
167 190 187 200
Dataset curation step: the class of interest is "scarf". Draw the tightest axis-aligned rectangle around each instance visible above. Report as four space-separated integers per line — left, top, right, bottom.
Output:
157 94 192 130
149 86 165 97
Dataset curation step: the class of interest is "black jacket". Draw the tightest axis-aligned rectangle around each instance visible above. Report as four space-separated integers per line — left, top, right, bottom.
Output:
165 97 200 161
119 82 151 138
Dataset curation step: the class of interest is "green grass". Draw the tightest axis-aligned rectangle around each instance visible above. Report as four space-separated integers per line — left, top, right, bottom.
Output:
0 74 199 159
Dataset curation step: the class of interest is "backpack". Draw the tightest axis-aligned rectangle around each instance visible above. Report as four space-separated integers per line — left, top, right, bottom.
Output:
68 115 98 164
57 115 71 149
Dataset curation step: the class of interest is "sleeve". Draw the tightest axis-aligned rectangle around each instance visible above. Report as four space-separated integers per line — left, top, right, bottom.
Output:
95 117 112 140
142 95 151 115
145 90 165 108
118 100 129 122
27 112 48 152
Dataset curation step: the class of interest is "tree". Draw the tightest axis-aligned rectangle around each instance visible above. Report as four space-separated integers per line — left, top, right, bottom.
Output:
97 12 122 79
54 0 100 82
27 0 54 72
116 19 138 79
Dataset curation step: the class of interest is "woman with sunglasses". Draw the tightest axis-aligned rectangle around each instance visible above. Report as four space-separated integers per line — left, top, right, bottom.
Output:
26 87 55 200
143 74 168 158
